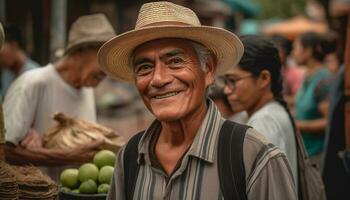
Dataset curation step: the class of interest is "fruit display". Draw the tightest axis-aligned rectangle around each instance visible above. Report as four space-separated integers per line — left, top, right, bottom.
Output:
43 113 125 151
0 160 58 200
59 149 116 198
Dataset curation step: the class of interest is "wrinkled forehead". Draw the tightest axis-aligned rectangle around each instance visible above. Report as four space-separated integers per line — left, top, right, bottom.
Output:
132 38 196 58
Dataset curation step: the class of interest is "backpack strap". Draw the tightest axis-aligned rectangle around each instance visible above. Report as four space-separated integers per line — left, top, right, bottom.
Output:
123 131 144 200
218 120 251 200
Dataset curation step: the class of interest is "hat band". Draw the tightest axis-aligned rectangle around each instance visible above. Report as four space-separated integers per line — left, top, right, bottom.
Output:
138 21 197 29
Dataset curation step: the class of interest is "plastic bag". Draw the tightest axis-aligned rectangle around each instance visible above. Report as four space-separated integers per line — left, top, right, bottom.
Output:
43 113 124 152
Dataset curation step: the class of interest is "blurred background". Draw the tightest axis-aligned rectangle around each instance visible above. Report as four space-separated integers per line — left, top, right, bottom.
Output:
1 0 350 199
0 0 345 64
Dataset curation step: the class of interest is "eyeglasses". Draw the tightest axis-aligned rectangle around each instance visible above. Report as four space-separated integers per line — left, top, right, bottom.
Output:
216 75 254 91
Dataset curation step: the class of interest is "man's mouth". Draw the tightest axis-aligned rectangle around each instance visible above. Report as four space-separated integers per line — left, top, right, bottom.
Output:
153 92 180 99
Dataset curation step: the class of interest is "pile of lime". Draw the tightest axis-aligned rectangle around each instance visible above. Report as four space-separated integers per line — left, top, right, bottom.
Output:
60 150 116 194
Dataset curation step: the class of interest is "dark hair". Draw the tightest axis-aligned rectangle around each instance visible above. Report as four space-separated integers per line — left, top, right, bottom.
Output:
209 86 231 106
323 31 343 64
298 31 332 62
4 24 24 49
270 34 292 56
238 35 296 133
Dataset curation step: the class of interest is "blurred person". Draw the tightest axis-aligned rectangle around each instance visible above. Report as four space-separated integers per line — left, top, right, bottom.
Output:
209 86 235 118
292 31 332 167
222 35 298 186
323 32 343 74
270 34 304 103
3 14 116 180
322 13 349 200
0 24 39 98
100 2 296 199
322 65 350 199
209 86 248 123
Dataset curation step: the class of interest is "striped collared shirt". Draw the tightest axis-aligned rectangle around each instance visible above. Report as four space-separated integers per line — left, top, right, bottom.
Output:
108 100 297 200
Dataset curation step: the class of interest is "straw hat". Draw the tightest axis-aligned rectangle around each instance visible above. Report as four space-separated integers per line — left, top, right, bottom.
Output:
98 1 244 82
65 13 116 54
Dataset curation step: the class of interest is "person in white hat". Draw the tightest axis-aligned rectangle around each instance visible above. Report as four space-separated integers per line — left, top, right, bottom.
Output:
3 13 116 180
99 2 296 200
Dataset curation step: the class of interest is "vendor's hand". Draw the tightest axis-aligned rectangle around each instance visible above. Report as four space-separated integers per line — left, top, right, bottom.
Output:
20 129 43 149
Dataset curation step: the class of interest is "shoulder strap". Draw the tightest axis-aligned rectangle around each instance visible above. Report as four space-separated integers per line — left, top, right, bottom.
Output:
218 120 250 200
123 131 144 200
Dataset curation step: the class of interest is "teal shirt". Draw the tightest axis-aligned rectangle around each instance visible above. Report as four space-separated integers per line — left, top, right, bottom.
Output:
295 68 331 157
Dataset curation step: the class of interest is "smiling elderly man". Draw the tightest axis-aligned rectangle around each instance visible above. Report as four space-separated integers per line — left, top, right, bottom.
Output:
98 2 297 200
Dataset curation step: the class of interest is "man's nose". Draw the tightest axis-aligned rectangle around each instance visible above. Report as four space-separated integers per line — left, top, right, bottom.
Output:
150 62 171 88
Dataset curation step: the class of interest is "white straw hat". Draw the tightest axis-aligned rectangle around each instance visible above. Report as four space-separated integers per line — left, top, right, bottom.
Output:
98 1 244 82
65 13 116 54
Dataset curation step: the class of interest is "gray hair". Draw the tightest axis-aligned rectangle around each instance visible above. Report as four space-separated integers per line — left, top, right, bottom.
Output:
190 41 214 98
190 41 210 71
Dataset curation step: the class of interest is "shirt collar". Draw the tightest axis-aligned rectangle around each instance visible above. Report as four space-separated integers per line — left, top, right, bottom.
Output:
137 99 224 165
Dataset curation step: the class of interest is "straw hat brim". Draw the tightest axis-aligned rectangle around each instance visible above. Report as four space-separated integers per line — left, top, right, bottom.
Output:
98 25 244 82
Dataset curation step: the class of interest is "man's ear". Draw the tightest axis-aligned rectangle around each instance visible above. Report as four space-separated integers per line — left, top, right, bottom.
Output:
205 54 217 86
257 70 271 89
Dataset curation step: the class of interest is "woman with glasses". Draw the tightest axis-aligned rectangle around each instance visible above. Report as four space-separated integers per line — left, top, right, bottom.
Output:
221 35 298 186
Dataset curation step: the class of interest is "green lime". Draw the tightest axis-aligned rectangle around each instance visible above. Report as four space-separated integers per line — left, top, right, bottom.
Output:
60 168 79 189
60 186 71 192
98 166 114 184
93 150 116 169
72 189 80 193
97 183 110 194
78 163 99 182
79 179 97 194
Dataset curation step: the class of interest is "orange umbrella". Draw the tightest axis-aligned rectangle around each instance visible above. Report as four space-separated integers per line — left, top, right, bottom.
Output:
263 16 329 40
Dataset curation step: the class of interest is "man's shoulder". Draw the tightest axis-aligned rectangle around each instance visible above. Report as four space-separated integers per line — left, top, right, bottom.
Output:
18 64 52 84
243 128 274 153
5 65 53 98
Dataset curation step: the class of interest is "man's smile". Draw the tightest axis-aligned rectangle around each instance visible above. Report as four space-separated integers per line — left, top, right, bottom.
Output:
152 91 180 99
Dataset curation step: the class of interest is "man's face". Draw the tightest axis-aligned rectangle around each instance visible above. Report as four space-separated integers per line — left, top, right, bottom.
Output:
78 49 106 87
0 42 17 68
132 38 214 121
223 67 262 114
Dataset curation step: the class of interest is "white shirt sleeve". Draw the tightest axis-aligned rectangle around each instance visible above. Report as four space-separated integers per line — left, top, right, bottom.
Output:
3 74 41 145
247 115 286 152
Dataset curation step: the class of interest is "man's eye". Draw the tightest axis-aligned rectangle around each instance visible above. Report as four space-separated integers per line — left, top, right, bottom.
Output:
135 64 153 74
168 57 183 65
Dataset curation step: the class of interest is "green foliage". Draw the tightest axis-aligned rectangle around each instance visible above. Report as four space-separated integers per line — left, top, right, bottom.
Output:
253 0 306 19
